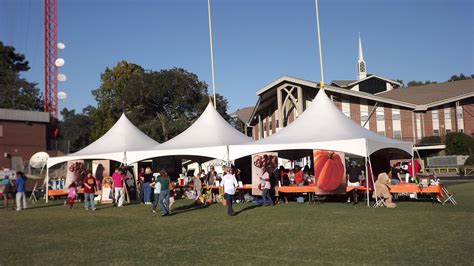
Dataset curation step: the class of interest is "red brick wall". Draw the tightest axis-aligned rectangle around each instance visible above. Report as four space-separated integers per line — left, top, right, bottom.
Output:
384 104 393 138
462 98 474 136
450 106 457 132
0 121 47 169
438 107 445 136
368 101 377 133
271 111 276 134
423 111 433 137
350 97 361 124
400 108 414 141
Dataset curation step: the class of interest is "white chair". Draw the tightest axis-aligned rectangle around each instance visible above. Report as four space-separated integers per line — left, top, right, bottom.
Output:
373 195 386 208
441 186 457 205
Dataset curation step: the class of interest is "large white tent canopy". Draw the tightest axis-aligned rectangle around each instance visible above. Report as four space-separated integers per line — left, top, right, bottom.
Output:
47 113 160 168
228 89 413 160
126 102 253 164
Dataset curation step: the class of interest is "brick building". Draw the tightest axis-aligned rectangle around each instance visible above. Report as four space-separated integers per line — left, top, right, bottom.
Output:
243 37 474 144
0 109 50 170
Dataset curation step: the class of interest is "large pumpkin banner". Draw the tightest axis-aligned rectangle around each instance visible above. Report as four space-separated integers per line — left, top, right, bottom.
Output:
313 150 347 195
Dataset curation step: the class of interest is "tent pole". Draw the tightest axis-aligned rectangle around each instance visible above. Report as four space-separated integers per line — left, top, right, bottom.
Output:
365 155 369 207
367 155 376 207
45 167 49 203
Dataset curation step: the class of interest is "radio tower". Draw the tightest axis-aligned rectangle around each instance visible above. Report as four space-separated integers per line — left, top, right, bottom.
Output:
44 0 58 118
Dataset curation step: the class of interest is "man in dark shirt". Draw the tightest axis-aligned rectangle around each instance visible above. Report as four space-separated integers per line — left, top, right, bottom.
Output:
346 161 362 204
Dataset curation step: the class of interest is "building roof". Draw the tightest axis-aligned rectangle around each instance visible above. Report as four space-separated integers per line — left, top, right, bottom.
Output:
0 109 50 123
377 79 474 106
331 75 402 88
331 80 356 87
231 106 254 124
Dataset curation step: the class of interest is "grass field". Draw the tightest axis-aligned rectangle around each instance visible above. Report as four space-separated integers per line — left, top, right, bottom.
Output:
1 180 473 265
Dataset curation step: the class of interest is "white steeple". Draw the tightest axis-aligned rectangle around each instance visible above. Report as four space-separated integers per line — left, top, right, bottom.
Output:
357 33 367 80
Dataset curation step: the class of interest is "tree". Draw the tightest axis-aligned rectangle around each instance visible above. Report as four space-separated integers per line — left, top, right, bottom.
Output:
58 107 93 152
445 132 474 156
0 42 43 110
406 80 437 87
89 61 230 143
447 73 474 82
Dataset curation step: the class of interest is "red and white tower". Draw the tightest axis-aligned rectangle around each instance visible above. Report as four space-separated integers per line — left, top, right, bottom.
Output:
44 0 58 118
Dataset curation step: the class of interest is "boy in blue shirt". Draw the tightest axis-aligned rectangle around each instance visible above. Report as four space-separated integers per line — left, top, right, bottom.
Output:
15 171 27 211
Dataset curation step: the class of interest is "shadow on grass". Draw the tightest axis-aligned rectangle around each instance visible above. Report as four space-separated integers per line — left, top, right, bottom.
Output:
168 203 210 216
234 203 261 216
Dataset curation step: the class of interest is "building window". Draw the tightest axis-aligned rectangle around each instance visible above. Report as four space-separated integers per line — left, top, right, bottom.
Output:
342 101 350 118
433 129 440 136
393 130 402 140
378 131 385 136
392 109 401 120
459 129 464 133
446 129 452 134
376 108 384 121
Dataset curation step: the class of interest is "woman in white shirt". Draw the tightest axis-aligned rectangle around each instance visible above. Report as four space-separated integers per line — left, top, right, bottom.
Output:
220 166 238 216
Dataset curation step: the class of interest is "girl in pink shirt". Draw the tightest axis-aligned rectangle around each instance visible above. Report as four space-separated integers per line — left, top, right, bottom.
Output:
67 181 77 209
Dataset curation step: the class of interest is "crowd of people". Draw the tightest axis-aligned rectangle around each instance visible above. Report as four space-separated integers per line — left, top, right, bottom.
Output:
0 158 425 214
0 171 28 211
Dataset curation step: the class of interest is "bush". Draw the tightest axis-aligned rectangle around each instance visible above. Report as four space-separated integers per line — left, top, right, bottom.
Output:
420 136 442 145
445 132 474 155
464 155 474 166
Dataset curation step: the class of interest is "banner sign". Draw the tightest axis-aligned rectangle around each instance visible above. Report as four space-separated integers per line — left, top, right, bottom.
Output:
251 152 278 196
313 150 347 195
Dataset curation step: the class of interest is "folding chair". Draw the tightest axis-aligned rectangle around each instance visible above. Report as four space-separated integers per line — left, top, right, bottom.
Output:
373 196 386 208
441 186 457 205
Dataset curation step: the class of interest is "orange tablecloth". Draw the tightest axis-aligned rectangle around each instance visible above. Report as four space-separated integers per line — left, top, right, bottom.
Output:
47 189 68 196
389 184 443 195
346 186 370 192
276 186 317 193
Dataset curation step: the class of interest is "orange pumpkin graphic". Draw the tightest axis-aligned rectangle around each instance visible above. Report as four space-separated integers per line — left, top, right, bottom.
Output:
314 151 344 191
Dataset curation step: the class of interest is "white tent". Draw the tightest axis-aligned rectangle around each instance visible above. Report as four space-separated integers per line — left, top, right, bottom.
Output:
47 113 160 168
126 102 253 164
228 89 413 160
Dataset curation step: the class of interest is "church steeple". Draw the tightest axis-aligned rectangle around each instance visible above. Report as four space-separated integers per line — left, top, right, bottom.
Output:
357 33 367 80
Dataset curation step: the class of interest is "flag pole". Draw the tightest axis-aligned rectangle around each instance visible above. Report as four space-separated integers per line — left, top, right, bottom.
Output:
315 0 325 90
207 0 217 108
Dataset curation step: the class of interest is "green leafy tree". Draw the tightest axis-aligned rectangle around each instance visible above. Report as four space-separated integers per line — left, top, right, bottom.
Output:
406 80 437 87
89 61 230 143
447 73 474 82
445 132 474 156
58 107 93 152
0 42 43 110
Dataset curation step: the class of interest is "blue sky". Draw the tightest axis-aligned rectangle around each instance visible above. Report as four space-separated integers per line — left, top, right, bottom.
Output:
1 0 473 115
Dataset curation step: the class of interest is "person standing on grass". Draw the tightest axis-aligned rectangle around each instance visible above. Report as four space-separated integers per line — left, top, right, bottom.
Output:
221 166 238 216
83 170 97 211
15 171 27 211
0 176 13 210
143 168 154 205
67 181 77 209
150 172 162 214
260 168 273 206
157 170 170 216
112 168 127 207
137 167 145 204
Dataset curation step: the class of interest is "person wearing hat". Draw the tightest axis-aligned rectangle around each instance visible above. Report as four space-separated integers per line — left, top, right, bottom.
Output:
346 160 362 204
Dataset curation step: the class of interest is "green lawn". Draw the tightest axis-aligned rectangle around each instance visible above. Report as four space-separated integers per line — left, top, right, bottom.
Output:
1 181 473 265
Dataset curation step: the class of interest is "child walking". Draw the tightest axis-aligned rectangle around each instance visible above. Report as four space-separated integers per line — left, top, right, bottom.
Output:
68 181 77 209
